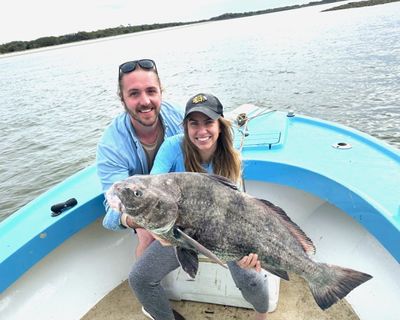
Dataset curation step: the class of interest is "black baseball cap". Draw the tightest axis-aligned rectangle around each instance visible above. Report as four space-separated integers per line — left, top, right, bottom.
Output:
185 93 224 120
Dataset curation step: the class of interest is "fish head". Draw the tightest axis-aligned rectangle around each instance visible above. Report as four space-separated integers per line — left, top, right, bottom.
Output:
106 175 180 234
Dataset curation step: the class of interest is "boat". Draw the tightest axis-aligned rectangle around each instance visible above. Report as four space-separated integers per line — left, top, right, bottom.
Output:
1 104 399 320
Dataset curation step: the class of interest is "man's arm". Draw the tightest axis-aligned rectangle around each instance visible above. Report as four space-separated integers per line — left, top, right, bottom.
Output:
97 142 133 231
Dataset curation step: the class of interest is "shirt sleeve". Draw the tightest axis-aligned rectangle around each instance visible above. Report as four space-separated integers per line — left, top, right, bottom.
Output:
102 199 127 231
97 141 131 192
97 141 131 231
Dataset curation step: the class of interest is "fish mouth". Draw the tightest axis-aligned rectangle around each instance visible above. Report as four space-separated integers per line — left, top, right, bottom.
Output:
105 188 126 213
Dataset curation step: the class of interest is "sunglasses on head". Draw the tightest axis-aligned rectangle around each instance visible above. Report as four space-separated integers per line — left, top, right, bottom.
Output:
118 59 157 79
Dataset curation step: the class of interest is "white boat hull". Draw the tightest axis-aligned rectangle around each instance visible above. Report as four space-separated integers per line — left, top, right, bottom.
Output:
246 180 400 320
1 180 399 320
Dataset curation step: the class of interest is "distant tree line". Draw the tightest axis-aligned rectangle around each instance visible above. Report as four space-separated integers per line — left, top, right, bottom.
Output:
209 0 338 21
322 0 399 11
1 0 396 55
0 22 189 54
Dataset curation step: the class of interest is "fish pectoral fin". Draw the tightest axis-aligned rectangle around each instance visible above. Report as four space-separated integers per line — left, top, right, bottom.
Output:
175 247 199 278
173 227 227 269
264 266 290 281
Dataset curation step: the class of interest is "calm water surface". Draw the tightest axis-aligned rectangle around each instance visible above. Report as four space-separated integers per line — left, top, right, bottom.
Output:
0 2 399 221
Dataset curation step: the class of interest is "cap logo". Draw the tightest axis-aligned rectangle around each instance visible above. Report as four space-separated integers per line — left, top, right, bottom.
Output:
192 94 207 104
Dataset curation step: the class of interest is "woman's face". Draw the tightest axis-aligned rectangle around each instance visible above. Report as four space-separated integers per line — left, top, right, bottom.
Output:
186 112 220 158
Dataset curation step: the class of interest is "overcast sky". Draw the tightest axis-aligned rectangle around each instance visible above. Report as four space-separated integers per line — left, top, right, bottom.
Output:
0 0 315 44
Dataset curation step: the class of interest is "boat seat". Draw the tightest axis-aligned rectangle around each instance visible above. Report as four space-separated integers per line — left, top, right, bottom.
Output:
162 255 280 312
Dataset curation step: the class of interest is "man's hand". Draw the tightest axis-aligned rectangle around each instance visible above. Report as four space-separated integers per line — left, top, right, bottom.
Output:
125 215 142 229
135 228 155 257
237 253 262 272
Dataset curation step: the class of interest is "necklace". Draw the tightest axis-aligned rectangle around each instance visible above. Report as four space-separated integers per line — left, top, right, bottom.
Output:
140 122 162 146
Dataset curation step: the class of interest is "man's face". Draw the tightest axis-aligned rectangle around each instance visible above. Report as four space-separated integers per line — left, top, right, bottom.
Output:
120 69 162 128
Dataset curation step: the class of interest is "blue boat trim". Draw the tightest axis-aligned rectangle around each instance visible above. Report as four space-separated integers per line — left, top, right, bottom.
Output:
1 110 399 294
0 165 105 293
243 160 400 263
238 111 399 262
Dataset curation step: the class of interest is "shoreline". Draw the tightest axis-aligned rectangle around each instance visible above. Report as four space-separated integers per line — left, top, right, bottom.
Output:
322 0 399 11
0 22 211 59
0 0 400 58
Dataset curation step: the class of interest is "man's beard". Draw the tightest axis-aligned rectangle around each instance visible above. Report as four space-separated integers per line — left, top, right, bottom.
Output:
125 105 160 127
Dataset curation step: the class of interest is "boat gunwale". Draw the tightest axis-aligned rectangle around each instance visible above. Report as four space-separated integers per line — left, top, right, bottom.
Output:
0 165 105 293
1 108 399 294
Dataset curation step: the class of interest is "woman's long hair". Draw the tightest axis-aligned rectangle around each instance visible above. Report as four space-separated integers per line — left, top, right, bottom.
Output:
182 117 242 183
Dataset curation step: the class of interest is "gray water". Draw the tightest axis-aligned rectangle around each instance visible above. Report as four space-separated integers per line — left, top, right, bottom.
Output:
1 2 399 221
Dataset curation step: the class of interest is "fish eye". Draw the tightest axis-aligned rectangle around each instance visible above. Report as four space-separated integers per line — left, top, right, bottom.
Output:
133 190 142 197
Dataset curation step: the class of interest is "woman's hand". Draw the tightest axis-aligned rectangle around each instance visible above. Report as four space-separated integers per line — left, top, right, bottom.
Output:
237 253 262 272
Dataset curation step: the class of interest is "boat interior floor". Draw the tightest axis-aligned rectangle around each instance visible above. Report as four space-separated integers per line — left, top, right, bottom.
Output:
81 274 359 320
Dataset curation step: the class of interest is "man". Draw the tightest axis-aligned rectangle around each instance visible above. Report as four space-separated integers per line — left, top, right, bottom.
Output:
96 59 185 320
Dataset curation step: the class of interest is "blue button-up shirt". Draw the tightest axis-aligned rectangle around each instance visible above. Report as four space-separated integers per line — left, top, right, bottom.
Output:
97 101 183 230
150 134 213 174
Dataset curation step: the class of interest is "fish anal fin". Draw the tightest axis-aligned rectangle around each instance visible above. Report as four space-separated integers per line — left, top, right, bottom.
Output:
175 247 199 279
257 198 316 256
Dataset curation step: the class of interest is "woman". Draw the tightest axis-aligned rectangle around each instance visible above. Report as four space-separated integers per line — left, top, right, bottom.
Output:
128 93 269 320
151 93 241 182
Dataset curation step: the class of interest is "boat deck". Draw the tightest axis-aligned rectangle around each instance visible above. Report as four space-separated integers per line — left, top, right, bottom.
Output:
82 275 358 320
2 106 399 320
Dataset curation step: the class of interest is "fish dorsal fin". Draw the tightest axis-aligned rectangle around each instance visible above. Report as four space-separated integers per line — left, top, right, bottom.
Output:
257 198 316 256
205 174 239 191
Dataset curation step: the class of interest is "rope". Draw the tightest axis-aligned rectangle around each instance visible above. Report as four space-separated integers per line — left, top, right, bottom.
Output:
234 108 276 192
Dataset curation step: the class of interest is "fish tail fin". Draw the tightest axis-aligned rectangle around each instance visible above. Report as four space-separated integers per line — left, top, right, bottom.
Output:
308 264 372 310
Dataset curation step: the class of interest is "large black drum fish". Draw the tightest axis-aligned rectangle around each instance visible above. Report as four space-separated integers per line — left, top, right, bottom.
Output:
106 172 372 310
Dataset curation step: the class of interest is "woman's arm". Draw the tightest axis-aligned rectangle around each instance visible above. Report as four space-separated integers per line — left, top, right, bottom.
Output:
151 134 185 174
